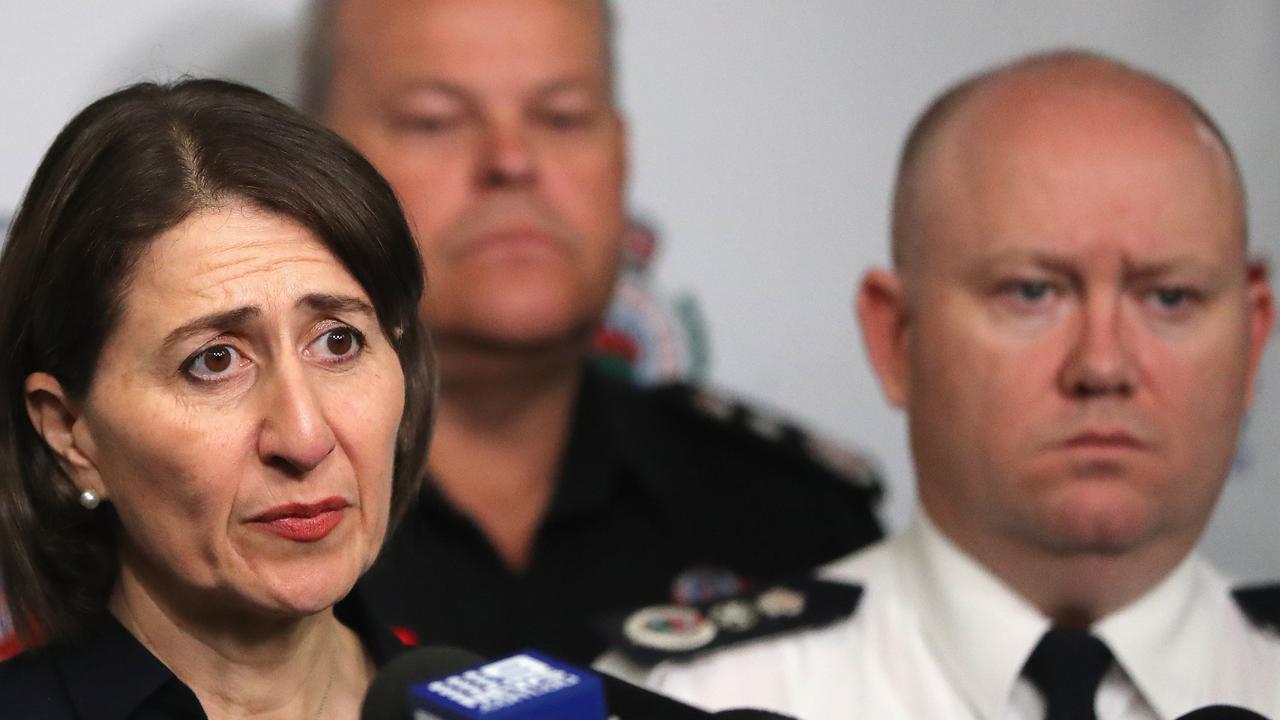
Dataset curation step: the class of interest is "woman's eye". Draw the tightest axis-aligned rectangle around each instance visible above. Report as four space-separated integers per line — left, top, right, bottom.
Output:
184 344 247 382
309 326 365 363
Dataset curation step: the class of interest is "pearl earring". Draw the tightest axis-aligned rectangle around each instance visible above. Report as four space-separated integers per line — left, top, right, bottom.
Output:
78 489 101 510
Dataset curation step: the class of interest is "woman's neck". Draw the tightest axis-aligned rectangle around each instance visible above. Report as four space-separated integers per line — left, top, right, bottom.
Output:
109 565 374 719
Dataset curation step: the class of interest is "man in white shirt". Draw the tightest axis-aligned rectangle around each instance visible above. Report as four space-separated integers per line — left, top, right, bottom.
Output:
639 49 1279 719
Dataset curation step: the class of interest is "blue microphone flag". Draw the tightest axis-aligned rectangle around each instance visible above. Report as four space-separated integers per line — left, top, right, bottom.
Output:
409 651 606 719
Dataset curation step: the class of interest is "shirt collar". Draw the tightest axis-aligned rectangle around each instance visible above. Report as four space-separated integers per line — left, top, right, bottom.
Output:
894 512 1050 720
417 366 634 525
54 614 201 720
1093 552 1219 719
543 365 626 519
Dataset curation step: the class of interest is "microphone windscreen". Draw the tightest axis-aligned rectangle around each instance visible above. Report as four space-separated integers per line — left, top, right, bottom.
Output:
1174 706 1271 720
362 646 484 720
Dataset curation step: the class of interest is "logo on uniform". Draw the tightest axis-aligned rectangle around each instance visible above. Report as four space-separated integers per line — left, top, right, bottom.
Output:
622 584 813 652
708 599 759 632
622 605 718 652
756 586 807 619
603 577 861 666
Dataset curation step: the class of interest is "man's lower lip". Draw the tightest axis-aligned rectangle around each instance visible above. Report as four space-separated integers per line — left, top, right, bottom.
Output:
465 233 560 255
1060 441 1144 451
256 510 344 542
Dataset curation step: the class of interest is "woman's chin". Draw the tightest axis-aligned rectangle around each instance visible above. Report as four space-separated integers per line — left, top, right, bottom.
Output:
244 561 363 619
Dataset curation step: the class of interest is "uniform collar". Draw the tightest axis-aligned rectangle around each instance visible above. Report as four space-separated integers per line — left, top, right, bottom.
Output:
53 614 202 720
334 587 418 664
900 511 1225 719
894 513 1049 720
418 366 640 526
544 365 629 519
1093 553 1220 719
53 604 409 720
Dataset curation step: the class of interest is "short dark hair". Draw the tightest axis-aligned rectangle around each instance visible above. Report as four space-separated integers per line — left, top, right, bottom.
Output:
0 78 435 646
298 0 617 116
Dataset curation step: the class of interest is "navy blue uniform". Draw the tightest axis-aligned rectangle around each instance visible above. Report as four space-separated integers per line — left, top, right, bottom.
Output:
344 367 885 663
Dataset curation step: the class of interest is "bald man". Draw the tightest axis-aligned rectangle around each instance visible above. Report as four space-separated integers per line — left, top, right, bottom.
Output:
634 50 1280 718
306 0 885 664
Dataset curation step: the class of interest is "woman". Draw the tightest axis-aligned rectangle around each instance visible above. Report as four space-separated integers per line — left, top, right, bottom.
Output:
0 79 434 718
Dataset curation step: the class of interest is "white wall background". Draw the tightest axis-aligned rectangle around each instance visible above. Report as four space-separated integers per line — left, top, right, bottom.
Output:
2 1 1276 579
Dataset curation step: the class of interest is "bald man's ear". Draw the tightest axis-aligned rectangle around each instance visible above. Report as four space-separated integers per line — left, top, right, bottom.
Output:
1243 259 1276 413
857 268 911 409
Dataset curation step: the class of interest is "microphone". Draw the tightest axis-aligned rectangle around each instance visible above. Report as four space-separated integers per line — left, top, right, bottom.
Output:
410 650 606 718
361 645 797 719
362 646 485 720
1173 707 1271 720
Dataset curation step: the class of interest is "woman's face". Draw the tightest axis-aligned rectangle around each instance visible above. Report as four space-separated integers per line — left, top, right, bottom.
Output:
75 204 406 618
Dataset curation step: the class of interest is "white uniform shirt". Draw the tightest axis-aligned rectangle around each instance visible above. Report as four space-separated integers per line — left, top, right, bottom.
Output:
645 514 1280 719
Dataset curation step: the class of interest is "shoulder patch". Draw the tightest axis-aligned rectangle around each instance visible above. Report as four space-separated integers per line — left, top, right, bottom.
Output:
1232 583 1280 635
595 577 863 666
676 386 883 494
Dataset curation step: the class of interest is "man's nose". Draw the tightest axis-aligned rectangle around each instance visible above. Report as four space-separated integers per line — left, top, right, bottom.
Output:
478 117 536 188
1058 295 1137 399
256 364 336 475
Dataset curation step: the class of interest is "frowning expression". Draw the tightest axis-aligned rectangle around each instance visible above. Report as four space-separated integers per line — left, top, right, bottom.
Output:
325 0 626 351
893 75 1272 558
76 205 406 618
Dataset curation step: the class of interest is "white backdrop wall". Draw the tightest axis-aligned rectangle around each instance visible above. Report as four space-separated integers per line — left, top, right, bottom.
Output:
2 1 1277 579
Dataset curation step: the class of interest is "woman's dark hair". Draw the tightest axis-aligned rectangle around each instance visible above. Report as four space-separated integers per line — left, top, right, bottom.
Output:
0 78 434 646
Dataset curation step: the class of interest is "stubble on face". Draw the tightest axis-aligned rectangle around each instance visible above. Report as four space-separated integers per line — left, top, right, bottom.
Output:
323 0 626 358
900 56 1259 575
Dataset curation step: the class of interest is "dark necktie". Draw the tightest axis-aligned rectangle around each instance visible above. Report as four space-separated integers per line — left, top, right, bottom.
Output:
1022 627 1115 720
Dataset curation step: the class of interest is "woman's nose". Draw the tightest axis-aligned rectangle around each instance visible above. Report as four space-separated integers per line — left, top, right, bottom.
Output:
256 364 336 475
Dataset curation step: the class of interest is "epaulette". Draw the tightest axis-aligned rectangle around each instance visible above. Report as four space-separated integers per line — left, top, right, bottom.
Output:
666 385 883 497
1232 582 1280 635
595 577 862 667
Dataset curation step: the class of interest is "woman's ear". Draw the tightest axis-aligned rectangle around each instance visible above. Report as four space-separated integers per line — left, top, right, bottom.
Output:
856 268 912 409
24 372 103 494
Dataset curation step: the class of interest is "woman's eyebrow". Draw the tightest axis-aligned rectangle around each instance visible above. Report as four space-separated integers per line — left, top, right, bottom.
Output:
159 296 373 352
161 306 261 352
299 293 376 318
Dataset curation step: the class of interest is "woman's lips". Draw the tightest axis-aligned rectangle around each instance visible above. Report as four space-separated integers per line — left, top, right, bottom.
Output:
251 498 348 542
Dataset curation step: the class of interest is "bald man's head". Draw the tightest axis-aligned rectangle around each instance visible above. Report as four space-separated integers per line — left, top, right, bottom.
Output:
890 50 1246 276
857 49 1273 607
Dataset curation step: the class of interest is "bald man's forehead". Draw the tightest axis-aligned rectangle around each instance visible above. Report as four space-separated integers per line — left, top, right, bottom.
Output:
901 63 1245 274
957 59 1227 156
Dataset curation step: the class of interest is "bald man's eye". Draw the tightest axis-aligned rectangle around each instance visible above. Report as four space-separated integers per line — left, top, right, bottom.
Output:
1144 285 1201 317
995 279 1062 314
1007 281 1055 302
